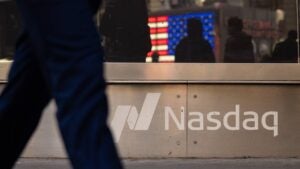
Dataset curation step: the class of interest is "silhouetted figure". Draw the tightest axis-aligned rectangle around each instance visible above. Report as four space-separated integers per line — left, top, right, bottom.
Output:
175 18 215 63
272 30 299 63
100 0 151 62
0 0 123 168
224 17 255 63
152 51 160 63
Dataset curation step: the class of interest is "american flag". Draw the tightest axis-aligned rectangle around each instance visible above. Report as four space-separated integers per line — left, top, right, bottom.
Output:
147 12 215 62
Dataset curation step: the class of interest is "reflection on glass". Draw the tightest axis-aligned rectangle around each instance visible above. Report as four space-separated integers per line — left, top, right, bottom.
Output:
0 0 299 63
100 0 151 62
175 18 215 62
0 0 20 61
271 30 299 63
144 0 299 63
224 17 255 63
148 12 215 62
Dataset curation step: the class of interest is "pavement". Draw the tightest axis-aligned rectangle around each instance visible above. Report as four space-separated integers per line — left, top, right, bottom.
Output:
14 158 300 169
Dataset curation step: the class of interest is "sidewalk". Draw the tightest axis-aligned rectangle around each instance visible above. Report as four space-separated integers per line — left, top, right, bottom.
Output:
15 158 300 169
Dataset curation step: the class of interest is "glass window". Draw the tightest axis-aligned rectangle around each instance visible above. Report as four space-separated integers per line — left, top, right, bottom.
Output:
100 0 300 63
0 0 299 63
0 0 20 61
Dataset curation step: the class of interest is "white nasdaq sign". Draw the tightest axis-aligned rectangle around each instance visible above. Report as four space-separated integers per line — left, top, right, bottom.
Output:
111 93 278 142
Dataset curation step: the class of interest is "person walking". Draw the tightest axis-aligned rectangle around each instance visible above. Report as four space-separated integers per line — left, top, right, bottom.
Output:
0 0 123 168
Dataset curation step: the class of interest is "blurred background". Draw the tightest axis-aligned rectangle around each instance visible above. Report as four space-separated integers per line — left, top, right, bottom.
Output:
0 0 299 63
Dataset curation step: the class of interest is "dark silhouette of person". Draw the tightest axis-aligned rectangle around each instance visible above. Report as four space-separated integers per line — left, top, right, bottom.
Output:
224 17 255 63
175 18 215 63
151 51 160 63
272 30 299 63
0 0 123 168
100 0 151 62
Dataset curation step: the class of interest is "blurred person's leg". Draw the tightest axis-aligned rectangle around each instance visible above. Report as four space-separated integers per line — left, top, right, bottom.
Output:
0 32 51 169
15 0 123 168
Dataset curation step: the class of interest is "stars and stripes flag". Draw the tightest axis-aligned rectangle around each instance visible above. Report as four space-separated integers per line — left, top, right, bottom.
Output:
147 12 215 62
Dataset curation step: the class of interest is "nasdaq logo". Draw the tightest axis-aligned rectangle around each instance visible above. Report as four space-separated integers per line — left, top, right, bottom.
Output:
110 93 161 142
111 93 279 143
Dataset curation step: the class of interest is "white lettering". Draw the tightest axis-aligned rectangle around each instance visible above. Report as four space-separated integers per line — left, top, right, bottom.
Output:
243 111 259 131
188 112 204 130
224 105 240 130
207 111 222 130
165 106 185 130
262 111 278 137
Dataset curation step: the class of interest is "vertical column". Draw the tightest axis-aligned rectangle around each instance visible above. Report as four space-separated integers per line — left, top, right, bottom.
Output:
283 0 298 32
0 4 4 59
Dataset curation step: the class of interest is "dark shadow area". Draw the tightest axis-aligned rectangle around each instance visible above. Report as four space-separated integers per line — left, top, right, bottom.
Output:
100 0 151 62
175 18 215 63
224 17 255 63
271 30 299 63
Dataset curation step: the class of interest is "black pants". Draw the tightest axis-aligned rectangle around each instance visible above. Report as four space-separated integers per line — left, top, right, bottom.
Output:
0 0 123 168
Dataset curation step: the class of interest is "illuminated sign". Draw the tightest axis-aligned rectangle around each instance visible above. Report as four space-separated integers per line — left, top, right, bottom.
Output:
148 12 215 62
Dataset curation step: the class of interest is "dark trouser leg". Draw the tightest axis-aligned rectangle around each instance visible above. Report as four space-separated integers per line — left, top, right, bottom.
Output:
16 0 123 168
0 33 51 169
